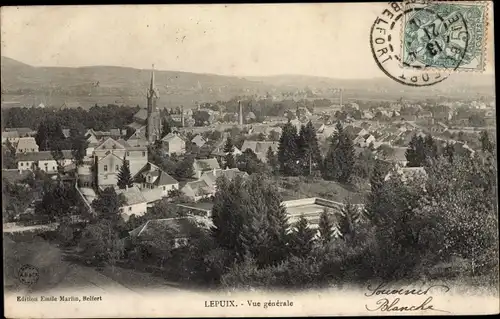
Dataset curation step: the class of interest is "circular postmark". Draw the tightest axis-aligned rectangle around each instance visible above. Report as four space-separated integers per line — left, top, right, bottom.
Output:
402 4 469 70
18 264 39 286
370 1 457 86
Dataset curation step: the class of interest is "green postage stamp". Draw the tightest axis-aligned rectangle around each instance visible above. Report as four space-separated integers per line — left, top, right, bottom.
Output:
402 1 488 72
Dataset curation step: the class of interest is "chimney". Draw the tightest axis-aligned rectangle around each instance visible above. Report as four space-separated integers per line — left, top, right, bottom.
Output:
181 105 185 127
239 100 243 127
339 89 343 108
213 167 217 175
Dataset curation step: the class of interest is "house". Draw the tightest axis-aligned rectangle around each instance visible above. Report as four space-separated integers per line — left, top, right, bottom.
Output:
93 137 148 188
240 141 279 163
200 168 248 189
211 138 242 157
245 111 257 123
161 132 186 156
17 150 73 173
418 111 433 119
129 216 213 248
248 125 283 139
192 158 221 179
362 111 374 120
357 134 376 148
176 202 214 218
126 129 148 148
181 179 216 201
379 146 408 167
191 134 207 148
344 126 363 139
384 166 427 183
4 127 37 137
430 121 448 134
2 131 20 145
15 137 39 154
133 162 179 196
312 123 325 134
116 186 148 221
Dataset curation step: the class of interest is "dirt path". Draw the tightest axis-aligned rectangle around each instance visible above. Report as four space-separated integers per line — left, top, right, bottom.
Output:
4 235 186 295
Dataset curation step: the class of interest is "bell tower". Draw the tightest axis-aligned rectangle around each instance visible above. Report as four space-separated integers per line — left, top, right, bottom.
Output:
146 64 161 143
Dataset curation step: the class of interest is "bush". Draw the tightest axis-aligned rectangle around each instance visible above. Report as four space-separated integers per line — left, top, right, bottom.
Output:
78 221 125 266
58 223 76 247
221 256 277 289
220 255 322 290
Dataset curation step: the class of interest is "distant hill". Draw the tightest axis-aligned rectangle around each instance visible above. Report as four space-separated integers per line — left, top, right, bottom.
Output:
1 56 494 109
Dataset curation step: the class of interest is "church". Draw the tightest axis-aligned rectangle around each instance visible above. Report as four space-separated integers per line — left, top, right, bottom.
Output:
128 65 162 144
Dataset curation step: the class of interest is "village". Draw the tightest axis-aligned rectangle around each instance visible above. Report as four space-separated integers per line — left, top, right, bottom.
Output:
2 66 497 291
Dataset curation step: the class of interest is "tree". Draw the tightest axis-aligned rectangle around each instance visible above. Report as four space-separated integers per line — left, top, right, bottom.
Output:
278 122 301 176
289 215 316 258
117 159 134 189
192 110 211 126
443 141 455 163
2 140 17 169
480 130 494 153
2 180 36 222
318 209 334 248
35 119 67 151
406 134 426 167
354 148 376 180
91 187 125 224
71 134 89 166
174 155 195 179
50 144 65 174
423 134 438 162
36 181 77 222
161 117 172 138
211 174 290 266
79 219 125 267
223 137 236 169
323 122 355 183
297 121 322 175
266 146 279 175
415 156 498 275
269 130 281 142
236 149 266 174
339 198 359 241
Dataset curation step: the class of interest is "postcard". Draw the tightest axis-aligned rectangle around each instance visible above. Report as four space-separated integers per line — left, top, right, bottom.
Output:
2 2 498 318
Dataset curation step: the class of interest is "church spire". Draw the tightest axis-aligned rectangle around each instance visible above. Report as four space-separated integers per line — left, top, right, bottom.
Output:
150 64 155 92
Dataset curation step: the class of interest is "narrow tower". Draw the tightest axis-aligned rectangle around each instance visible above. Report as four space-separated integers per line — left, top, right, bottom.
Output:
239 100 243 126
181 105 185 127
339 89 343 109
146 64 161 143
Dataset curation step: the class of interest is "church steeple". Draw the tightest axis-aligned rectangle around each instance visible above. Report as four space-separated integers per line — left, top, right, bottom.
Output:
147 64 158 109
150 64 155 93
146 64 160 144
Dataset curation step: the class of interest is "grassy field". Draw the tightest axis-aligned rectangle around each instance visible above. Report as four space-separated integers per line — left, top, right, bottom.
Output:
275 176 366 204
3 233 186 294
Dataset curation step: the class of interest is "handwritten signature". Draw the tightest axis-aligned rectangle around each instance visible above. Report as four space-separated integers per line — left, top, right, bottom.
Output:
364 282 451 313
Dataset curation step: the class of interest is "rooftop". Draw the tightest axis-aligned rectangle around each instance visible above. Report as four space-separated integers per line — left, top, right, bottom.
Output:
129 216 213 239
17 150 73 162
116 186 148 206
15 137 39 151
193 158 221 171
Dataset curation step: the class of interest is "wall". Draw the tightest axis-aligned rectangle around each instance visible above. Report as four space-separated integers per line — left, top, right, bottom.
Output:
120 202 147 221
18 161 35 171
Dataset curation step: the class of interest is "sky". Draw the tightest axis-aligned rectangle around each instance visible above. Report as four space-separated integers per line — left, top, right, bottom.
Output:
1 4 494 79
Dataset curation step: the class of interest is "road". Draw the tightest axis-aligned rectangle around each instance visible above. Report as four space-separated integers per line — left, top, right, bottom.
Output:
4 234 187 295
